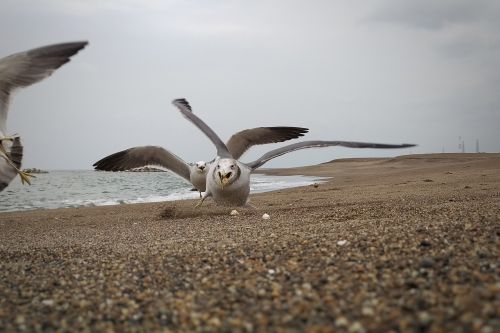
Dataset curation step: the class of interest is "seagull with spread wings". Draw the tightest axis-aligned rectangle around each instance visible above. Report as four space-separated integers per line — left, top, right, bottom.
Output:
0 41 88 191
93 127 308 197
172 98 416 207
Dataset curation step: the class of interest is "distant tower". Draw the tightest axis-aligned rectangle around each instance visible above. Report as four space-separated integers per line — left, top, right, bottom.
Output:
458 136 462 153
462 140 465 153
476 139 479 153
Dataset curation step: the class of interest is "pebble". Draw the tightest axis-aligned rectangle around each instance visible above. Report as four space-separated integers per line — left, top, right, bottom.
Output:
418 311 432 325
420 257 435 268
337 240 348 246
335 317 348 327
362 306 374 316
419 240 432 247
262 213 270 220
348 321 365 333
230 210 239 216
41 299 55 306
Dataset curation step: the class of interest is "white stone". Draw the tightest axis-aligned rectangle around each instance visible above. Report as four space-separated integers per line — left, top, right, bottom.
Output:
262 213 270 220
230 210 239 216
337 240 348 246
42 299 54 306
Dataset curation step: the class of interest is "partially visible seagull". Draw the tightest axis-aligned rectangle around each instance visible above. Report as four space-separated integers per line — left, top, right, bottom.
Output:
172 98 416 207
92 127 308 197
0 41 88 191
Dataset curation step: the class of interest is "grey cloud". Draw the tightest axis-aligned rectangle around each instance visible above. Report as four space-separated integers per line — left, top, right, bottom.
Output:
370 0 500 30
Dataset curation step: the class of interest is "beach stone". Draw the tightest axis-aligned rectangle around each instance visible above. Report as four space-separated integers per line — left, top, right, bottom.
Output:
335 317 348 327
348 321 365 333
41 299 55 306
230 210 239 216
361 306 374 316
262 213 270 220
419 240 432 248
337 240 348 246
420 257 435 268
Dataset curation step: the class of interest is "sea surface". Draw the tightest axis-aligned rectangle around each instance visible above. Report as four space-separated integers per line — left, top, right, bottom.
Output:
0 171 326 213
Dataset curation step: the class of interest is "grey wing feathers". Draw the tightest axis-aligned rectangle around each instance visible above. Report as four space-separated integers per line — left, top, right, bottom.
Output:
226 126 309 160
0 41 88 90
93 146 191 181
172 98 233 158
246 140 416 170
0 41 88 132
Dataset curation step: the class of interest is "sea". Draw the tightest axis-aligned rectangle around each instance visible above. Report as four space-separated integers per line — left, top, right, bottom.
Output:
0 171 325 213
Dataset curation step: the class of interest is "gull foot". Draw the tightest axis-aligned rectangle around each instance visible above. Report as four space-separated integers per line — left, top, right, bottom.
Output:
19 170 35 185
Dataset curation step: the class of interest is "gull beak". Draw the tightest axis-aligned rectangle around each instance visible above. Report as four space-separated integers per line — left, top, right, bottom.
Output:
218 172 230 190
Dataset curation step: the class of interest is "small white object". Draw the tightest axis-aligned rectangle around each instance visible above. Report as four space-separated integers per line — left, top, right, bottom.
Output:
41 299 54 306
268 269 276 275
262 213 270 220
230 209 239 216
337 240 348 246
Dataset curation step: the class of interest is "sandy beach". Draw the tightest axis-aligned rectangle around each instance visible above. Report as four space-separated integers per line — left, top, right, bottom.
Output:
0 153 498 332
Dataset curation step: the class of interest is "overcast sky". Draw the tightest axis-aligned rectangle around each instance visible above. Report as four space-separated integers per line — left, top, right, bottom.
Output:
1 0 499 169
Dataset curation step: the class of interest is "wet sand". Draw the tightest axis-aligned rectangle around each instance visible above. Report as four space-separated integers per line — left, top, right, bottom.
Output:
0 153 499 332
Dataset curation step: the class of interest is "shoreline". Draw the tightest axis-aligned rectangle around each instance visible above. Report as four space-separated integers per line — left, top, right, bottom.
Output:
1 153 499 332
0 173 327 214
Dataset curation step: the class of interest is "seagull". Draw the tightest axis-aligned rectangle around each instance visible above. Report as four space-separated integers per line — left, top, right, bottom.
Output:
0 41 88 191
93 127 308 197
172 98 416 207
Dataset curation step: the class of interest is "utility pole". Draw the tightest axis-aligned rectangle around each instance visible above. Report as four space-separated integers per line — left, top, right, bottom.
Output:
476 139 479 153
458 136 465 153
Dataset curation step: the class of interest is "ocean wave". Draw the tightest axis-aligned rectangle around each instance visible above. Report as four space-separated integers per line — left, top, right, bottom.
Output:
0 172 328 212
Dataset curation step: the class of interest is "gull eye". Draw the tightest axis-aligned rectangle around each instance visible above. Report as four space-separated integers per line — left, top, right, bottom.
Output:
217 165 220 169
230 165 235 169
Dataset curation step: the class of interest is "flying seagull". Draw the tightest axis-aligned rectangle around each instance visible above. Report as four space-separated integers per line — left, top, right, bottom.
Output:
0 41 88 191
172 98 416 207
93 127 308 197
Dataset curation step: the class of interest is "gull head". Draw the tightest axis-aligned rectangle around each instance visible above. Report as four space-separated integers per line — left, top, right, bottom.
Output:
195 161 207 173
215 158 239 190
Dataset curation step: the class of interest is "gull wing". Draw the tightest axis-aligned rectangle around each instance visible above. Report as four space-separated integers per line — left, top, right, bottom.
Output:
245 140 416 170
226 126 309 160
172 98 233 159
0 41 88 133
93 146 191 181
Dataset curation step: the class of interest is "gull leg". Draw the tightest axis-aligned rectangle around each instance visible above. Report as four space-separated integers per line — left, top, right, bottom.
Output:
195 191 212 208
199 191 202 198
195 196 206 208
